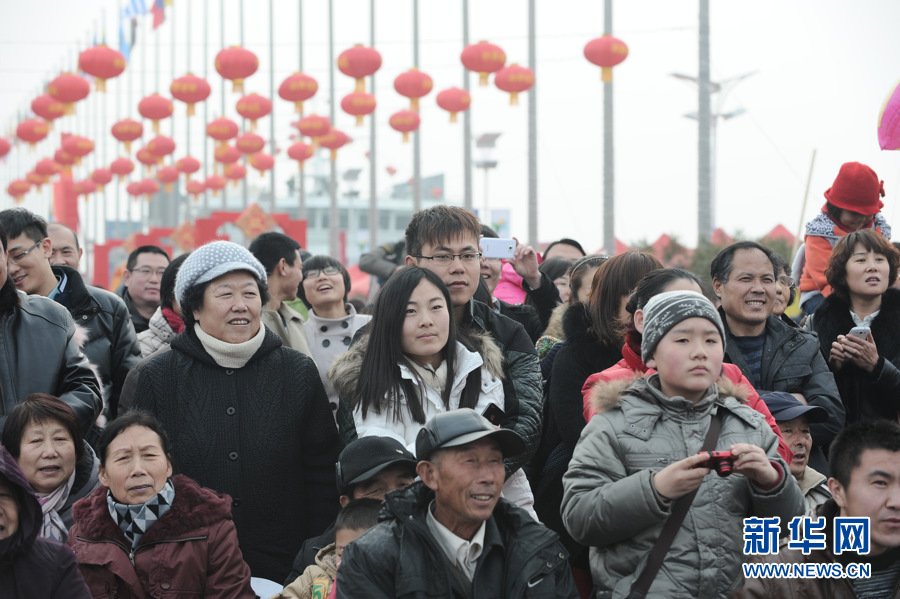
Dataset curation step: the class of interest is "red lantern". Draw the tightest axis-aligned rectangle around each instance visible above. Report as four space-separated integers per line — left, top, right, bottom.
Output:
126 181 144 198
91 167 113 190
206 117 239 146
389 110 421 143
61 135 95 164
249 152 274 176
278 72 318 114
111 118 143 154
224 163 246 187
393 69 433 112
74 179 98 197
47 72 91 114
78 45 126 92
147 135 176 158
156 165 179 191
318 129 350 161
186 179 206 199
214 144 241 166
235 94 272 130
296 114 331 140
176 156 201 175
138 94 174 134
215 46 259 93
205 174 226 195
236 132 266 155
136 147 158 173
16 119 50 147
583 35 629 83
31 95 66 127
461 41 507 86
0 138 9 159
337 45 382 92
140 178 160 200
493 64 535 106
110 157 135 180
7 180 30 202
340 92 376 126
35 158 61 178
54 149 76 173
436 87 471 123
287 142 314 169
170 73 211 117
27 172 50 191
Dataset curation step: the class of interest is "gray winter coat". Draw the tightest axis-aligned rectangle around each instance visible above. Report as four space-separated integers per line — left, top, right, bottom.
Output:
561 376 803 599
0 289 101 434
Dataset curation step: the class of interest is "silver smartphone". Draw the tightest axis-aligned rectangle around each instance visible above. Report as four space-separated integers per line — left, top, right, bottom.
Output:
848 326 871 340
480 238 516 260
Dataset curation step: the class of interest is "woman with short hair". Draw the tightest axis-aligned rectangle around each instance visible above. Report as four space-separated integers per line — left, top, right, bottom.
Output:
1 393 99 542
810 228 900 424
68 412 255 597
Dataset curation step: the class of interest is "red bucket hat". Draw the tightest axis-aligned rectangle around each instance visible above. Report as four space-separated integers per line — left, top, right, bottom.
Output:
824 161 885 215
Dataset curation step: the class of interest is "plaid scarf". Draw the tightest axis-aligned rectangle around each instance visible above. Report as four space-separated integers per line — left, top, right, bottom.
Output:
107 479 175 549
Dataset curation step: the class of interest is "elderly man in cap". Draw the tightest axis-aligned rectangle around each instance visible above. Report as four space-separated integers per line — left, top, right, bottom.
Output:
763 391 833 514
337 409 577 598
283 435 417 585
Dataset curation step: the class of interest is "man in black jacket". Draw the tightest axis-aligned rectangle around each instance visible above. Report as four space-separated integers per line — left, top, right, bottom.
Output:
404 206 543 475
711 241 844 473
338 409 576 598
0 209 140 419
0 218 101 434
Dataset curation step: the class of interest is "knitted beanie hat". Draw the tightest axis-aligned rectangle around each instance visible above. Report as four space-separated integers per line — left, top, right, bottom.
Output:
824 161 885 216
641 290 725 363
175 240 267 306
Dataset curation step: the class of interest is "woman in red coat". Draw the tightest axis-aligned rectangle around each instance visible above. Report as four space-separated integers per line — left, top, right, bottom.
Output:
68 412 255 598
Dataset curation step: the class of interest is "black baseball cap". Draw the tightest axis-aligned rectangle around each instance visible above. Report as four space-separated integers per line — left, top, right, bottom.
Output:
336 436 417 495
415 409 526 461
762 391 828 423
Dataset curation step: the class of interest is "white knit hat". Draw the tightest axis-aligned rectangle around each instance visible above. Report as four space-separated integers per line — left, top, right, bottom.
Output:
175 240 267 306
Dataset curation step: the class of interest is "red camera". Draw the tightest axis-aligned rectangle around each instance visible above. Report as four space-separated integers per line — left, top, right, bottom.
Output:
699 450 735 477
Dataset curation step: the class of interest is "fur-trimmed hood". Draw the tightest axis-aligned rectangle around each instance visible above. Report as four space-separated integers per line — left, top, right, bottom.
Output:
329 330 505 407
71 474 235 547
589 371 749 416
561 302 598 347
541 302 568 342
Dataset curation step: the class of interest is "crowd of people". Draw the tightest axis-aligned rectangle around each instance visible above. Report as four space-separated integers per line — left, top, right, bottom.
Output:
0 159 899 598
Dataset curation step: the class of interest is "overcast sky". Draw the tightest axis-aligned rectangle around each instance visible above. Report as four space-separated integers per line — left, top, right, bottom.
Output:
1 0 899 252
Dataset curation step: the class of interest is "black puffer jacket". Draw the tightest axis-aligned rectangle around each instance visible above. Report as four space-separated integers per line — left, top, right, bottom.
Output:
52 265 141 418
0 445 90 598
811 288 900 424
337 481 577 598
0 285 101 434
122 326 340 583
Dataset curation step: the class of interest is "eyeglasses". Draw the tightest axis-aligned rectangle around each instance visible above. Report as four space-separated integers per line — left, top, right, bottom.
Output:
130 266 167 278
414 252 482 265
304 265 341 280
7 241 41 265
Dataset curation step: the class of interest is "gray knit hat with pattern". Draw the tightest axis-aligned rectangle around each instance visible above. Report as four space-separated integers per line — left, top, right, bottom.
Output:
641 290 725 363
175 240 267 306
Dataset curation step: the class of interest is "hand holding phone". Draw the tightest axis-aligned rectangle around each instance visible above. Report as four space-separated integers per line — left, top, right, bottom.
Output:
848 326 871 340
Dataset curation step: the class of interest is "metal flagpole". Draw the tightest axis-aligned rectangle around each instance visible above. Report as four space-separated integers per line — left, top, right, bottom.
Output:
462 0 472 211
412 0 421 213
327 0 338 257
298 0 306 219
269 0 276 213
240 0 248 209
527 0 537 246
368 0 377 251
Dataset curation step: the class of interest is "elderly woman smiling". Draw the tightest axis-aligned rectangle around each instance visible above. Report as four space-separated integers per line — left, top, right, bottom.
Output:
1 393 99 542
122 241 340 583
68 412 255 597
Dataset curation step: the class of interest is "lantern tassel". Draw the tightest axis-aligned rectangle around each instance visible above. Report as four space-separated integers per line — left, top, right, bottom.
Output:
330 149 337 161
449 112 458 124
295 101 303 114
95 79 107 93
509 92 519 106
402 132 410 143
187 104 196 117
411 98 420 113
355 115 364 127
478 72 489 86
232 79 244 93
153 121 161 135
354 78 365 94
601 67 612 84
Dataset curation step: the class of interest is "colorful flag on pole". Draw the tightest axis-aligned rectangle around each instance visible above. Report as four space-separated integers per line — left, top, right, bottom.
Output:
119 0 147 62
152 0 165 29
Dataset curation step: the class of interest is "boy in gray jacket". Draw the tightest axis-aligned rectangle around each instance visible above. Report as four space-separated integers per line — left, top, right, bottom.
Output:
561 290 803 598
